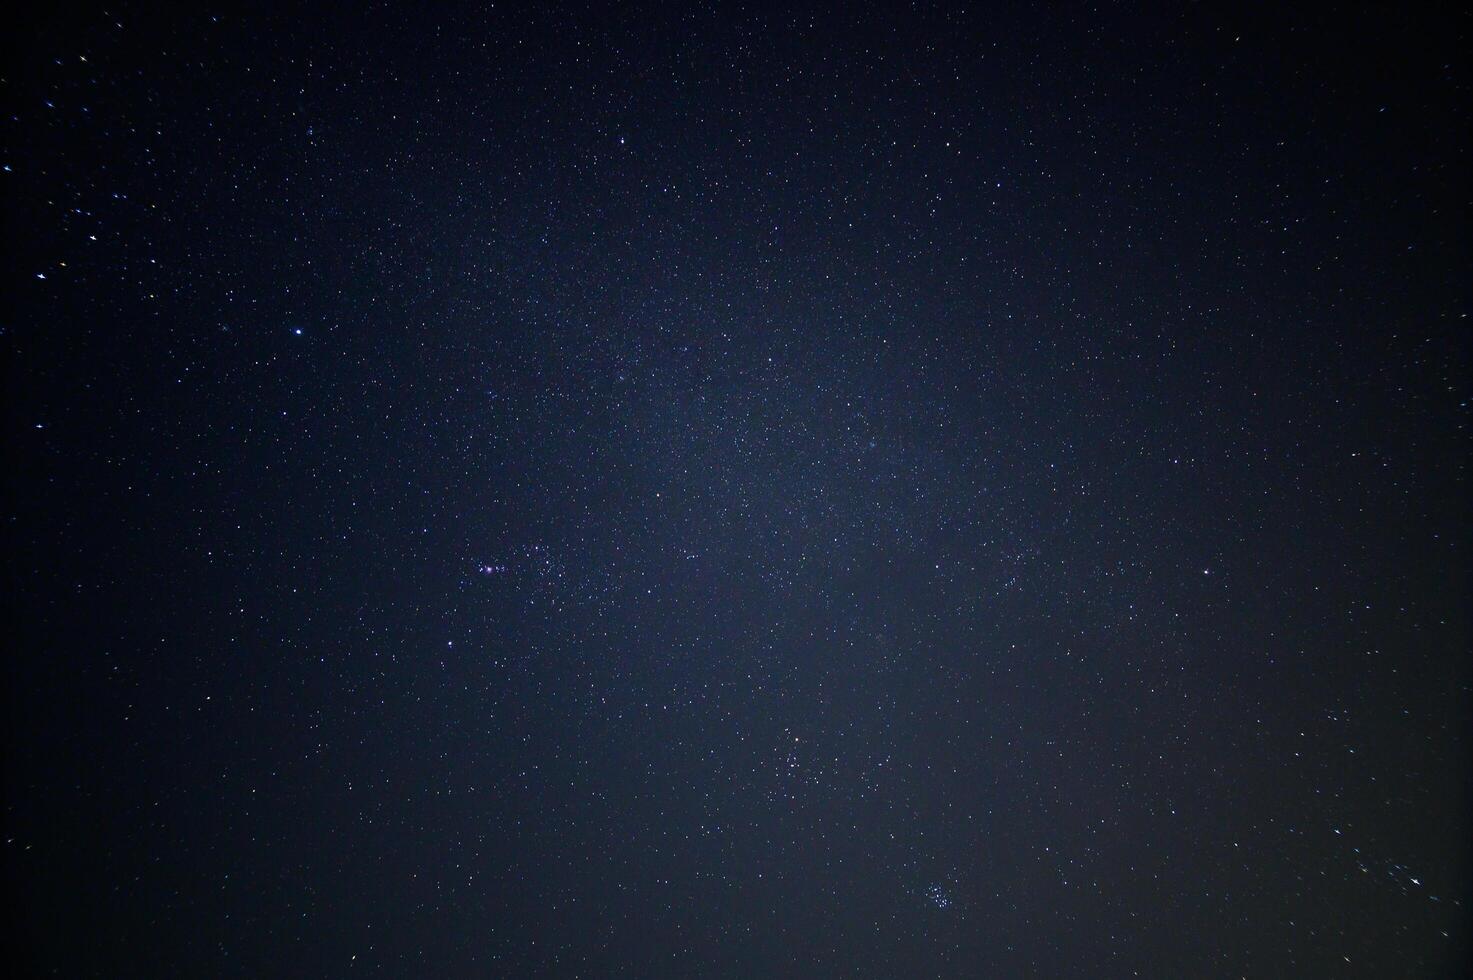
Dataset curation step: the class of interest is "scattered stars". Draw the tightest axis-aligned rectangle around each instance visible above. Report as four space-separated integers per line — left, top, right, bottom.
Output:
4 3 1463 977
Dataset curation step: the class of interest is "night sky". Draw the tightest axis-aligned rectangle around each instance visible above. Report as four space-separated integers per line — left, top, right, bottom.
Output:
4 3 1469 977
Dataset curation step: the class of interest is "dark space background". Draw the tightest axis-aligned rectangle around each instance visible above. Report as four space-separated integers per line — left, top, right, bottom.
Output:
3 2 1468 976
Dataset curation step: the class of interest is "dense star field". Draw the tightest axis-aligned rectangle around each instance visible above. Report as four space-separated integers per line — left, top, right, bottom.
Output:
4 3 1468 976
